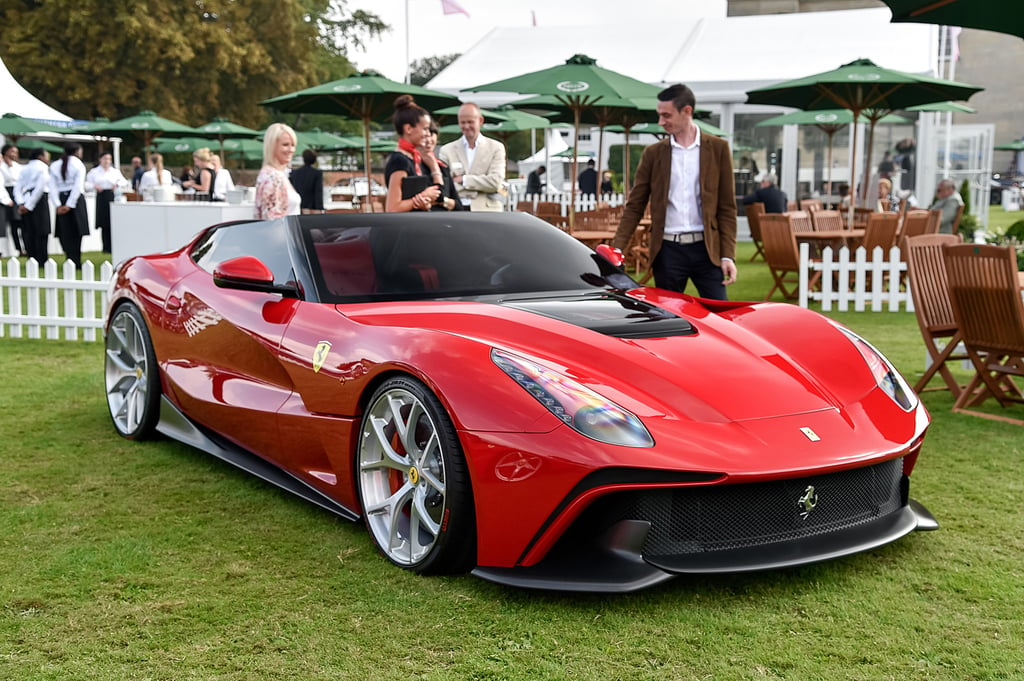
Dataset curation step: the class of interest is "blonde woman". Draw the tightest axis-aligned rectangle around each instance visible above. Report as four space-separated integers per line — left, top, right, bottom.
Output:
254 123 300 219
138 153 173 190
183 147 214 199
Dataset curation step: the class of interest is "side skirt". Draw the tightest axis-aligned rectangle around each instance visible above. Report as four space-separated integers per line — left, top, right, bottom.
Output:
156 396 359 522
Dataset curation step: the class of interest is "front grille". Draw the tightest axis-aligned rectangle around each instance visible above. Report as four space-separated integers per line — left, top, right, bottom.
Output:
588 458 905 557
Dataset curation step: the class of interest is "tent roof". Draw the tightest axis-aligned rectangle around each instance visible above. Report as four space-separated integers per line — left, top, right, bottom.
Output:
0 56 71 122
429 7 937 106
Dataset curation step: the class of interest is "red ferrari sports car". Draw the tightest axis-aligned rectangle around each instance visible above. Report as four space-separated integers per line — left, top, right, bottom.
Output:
103 212 936 592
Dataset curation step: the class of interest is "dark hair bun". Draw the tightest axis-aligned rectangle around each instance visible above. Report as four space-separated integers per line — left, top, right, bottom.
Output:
394 94 416 109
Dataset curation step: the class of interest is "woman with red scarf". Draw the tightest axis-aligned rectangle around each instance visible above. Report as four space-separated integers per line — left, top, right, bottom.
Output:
385 95 442 213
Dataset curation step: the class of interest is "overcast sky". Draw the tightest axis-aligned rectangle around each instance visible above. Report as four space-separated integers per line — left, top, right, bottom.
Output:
347 0 728 82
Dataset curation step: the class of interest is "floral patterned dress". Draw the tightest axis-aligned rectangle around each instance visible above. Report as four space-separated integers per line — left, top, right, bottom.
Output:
254 165 301 219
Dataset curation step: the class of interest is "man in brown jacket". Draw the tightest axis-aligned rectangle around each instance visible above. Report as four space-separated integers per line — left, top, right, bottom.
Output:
612 83 737 300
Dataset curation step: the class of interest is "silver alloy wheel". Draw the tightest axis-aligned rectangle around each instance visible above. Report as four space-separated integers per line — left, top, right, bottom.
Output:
104 305 157 438
359 385 448 567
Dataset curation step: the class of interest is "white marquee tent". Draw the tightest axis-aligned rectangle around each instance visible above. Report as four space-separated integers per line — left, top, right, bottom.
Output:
1 55 71 122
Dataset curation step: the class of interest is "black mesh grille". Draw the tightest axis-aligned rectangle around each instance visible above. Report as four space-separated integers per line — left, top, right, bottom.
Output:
589 458 905 557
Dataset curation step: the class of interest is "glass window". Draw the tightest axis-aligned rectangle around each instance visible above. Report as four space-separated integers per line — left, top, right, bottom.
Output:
191 219 295 287
300 214 635 302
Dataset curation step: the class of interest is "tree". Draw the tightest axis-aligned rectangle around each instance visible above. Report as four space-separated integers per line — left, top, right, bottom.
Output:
0 0 385 126
408 54 460 87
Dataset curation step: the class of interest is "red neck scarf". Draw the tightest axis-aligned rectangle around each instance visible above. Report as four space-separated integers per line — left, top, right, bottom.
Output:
397 138 422 175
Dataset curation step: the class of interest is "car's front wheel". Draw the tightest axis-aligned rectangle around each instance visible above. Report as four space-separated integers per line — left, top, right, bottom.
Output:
357 376 475 574
104 302 161 440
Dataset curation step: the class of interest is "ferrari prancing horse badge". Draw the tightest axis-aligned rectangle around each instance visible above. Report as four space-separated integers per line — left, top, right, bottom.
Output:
313 340 332 373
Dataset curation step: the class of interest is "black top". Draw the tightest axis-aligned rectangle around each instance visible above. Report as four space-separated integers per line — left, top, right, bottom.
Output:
290 164 324 210
526 169 544 195
385 152 462 211
742 185 788 214
578 167 598 195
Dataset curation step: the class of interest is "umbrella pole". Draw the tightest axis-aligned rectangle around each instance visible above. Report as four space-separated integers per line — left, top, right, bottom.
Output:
570 107 581 231
848 112 859 225
826 130 834 203
363 118 373 213
861 119 877 208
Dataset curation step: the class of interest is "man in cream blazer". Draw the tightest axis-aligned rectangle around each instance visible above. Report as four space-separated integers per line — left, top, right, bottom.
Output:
439 103 506 212
613 83 737 300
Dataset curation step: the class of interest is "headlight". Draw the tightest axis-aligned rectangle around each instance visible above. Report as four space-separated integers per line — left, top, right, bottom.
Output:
837 327 918 411
491 349 654 448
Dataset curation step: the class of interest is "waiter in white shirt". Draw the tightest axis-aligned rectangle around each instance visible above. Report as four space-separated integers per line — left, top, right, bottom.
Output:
86 151 126 253
1 143 24 257
50 143 89 267
14 147 51 264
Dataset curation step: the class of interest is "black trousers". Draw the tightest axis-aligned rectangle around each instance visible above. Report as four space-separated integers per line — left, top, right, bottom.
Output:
95 189 114 253
55 191 88 266
23 196 51 264
4 193 24 253
652 239 727 300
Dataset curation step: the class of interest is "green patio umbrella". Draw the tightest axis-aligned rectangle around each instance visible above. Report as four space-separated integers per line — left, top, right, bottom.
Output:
195 117 259 156
746 58 982 220
0 112 63 141
16 138 64 154
292 128 353 151
756 109 911 197
85 110 197 164
433 105 515 123
221 138 264 168
905 101 977 114
261 70 458 212
881 0 1024 39
468 54 660 225
151 137 219 154
994 140 1024 151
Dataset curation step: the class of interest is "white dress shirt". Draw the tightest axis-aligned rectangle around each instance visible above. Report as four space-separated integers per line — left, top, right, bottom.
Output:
138 168 174 189
212 168 235 201
49 155 86 208
1 158 22 189
14 158 49 211
461 136 477 173
664 132 703 234
86 164 127 192
0 183 11 207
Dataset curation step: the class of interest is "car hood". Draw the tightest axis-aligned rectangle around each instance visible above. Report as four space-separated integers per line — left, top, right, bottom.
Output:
339 290 882 424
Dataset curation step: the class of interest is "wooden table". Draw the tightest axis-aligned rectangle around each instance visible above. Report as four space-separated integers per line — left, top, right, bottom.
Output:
795 228 865 250
571 230 617 248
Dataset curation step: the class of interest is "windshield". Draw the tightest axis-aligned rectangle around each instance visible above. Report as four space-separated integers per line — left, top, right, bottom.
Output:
300 213 636 302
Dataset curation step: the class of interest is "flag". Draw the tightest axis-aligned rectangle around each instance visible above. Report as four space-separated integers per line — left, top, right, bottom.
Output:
949 26 962 62
441 0 470 17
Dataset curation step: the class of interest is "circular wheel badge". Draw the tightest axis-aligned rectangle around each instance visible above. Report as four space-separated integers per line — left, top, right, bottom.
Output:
408 467 420 485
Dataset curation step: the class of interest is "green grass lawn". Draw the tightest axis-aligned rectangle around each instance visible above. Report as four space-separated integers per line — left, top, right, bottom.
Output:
2 222 1024 680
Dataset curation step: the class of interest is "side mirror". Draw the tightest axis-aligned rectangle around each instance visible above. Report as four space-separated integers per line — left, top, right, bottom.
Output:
213 256 298 296
596 243 624 268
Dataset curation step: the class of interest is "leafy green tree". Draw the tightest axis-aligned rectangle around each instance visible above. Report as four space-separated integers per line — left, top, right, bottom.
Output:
408 54 460 87
0 0 385 126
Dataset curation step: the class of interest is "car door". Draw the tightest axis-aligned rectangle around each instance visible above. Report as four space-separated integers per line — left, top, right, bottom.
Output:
160 220 299 458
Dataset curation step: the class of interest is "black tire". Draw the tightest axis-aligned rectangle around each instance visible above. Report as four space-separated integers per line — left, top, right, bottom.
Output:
357 376 476 574
104 302 161 440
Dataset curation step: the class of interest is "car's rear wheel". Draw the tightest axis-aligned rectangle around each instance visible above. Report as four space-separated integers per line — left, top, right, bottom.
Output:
357 376 475 574
104 302 161 440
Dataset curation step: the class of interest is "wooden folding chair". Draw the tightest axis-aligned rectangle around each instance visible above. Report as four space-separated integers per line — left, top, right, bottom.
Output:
925 209 942 234
810 209 844 232
760 213 820 301
745 202 766 262
944 243 1024 424
905 234 967 398
786 209 813 233
860 212 900 253
800 198 823 213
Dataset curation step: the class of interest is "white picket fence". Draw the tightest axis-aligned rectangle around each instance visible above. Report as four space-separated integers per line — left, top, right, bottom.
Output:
798 243 913 312
508 191 626 213
0 242 914 343
0 258 114 341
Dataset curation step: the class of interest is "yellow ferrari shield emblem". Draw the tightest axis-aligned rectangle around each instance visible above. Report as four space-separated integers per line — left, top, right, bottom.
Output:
312 340 332 373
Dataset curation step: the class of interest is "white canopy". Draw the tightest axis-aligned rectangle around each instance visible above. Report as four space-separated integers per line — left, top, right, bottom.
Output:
428 7 938 106
1 55 72 122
